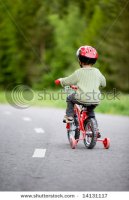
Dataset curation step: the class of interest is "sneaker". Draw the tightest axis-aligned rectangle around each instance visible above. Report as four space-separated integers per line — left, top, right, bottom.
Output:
63 115 67 123
63 115 74 123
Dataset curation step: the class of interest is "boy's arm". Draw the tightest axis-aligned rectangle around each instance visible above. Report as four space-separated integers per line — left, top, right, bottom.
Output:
59 71 78 87
100 73 106 87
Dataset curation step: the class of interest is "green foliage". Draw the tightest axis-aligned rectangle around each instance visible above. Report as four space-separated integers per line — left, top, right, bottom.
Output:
37 4 85 89
0 90 129 116
99 0 129 92
0 0 128 92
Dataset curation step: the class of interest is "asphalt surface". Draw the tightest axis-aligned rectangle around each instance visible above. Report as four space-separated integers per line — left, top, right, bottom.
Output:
0 104 129 191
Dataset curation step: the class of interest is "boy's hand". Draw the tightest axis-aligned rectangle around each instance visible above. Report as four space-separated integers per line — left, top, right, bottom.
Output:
55 79 61 85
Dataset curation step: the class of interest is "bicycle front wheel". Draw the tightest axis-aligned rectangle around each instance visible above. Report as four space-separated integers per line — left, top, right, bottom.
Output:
84 118 97 149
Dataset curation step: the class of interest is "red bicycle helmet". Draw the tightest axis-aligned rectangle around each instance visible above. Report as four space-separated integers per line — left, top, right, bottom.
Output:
76 45 98 65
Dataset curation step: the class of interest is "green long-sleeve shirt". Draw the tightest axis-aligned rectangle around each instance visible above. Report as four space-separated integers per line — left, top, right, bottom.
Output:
60 67 106 104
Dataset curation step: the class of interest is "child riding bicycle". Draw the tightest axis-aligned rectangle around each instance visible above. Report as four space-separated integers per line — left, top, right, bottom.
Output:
55 45 106 124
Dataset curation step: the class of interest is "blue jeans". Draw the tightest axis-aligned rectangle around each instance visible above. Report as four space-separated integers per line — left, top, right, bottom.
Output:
66 93 97 118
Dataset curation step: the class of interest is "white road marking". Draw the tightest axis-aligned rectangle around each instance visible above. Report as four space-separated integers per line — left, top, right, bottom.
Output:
32 149 46 158
22 117 32 121
34 128 45 134
4 111 11 115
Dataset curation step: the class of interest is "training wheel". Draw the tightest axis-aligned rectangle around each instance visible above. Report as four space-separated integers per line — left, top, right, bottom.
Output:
103 138 110 149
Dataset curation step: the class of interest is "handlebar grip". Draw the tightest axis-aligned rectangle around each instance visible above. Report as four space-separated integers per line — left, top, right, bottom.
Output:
55 79 60 85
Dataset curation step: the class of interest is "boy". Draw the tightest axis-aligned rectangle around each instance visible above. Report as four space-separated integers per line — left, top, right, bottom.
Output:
55 45 106 123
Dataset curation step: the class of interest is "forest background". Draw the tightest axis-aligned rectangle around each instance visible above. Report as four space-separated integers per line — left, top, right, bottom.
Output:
0 0 129 115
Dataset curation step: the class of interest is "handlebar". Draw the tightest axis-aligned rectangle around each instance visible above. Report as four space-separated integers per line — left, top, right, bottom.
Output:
55 79 78 90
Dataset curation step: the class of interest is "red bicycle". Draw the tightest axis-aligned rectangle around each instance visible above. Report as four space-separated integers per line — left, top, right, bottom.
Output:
66 85 110 149
55 80 110 150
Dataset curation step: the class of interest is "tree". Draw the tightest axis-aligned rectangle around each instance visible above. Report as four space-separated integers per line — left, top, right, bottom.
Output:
0 0 128 92
99 0 129 92
36 4 85 88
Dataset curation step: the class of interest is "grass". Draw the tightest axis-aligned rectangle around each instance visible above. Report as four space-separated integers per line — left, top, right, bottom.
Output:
0 90 129 116
95 94 129 116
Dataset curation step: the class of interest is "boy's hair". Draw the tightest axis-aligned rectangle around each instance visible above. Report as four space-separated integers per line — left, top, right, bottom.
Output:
78 55 97 65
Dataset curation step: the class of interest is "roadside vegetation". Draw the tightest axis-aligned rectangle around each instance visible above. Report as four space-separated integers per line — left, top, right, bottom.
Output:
1 90 129 116
0 1 129 116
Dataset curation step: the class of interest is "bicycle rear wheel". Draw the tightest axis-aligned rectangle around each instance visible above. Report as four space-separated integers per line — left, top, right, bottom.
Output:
84 118 97 149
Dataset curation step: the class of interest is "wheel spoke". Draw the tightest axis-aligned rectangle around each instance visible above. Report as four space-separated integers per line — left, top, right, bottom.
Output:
84 118 97 149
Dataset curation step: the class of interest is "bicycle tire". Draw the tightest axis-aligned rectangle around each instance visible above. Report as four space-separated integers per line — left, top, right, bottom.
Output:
67 114 80 143
67 128 80 142
83 118 97 149
70 135 76 149
67 130 70 142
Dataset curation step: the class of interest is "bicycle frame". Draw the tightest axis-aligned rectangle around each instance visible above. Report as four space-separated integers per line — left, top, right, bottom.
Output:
66 104 88 141
54 82 110 149
66 102 111 148
64 85 110 149
74 104 87 135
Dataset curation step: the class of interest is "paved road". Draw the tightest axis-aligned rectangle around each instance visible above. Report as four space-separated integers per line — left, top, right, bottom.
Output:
0 105 129 191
